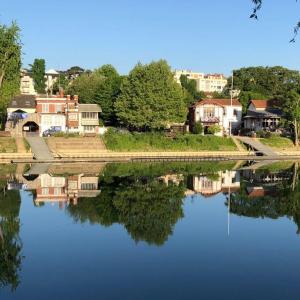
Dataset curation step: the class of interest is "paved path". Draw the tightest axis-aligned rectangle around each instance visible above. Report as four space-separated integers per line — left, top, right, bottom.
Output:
239 160 279 171
235 136 278 156
25 134 53 160
25 163 50 175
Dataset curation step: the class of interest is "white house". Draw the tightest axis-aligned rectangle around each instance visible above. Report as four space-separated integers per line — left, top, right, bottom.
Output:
189 170 240 197
189 98 242 136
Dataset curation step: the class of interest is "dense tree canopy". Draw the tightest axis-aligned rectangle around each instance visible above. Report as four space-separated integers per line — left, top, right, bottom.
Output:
179 74 205 107
66 65 121 123
0 22 21 126
67 175 185 245
93 65 121 124
30 58 46 94
231 66 300 97
115 60 187 130
66 70 102 104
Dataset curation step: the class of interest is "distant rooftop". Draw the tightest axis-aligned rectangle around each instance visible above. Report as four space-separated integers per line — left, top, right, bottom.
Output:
8 95 36 109
79 104 102 112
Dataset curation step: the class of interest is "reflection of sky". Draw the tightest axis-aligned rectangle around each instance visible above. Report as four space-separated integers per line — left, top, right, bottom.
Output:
3 189 300 299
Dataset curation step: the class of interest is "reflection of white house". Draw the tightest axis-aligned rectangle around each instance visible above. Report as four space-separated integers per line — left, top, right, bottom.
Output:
189 99 242 136
190 170 240 197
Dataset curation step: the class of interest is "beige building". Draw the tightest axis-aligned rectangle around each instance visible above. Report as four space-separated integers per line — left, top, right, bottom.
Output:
20 69 36 95
174 70 227 93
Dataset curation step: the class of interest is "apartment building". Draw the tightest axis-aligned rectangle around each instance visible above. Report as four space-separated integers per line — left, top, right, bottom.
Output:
20 68 60 95
174 70 228 93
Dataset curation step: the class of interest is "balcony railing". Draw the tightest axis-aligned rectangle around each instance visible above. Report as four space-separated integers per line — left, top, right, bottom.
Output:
200 116 220 123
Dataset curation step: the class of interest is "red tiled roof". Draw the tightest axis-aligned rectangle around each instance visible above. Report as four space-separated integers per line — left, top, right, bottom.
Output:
250 100 268 109
194 98 242 107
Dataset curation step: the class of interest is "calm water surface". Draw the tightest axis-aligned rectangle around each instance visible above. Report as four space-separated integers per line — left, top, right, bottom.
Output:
1 161 300 299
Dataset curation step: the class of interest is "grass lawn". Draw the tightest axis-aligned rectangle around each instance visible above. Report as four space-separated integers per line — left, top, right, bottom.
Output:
103 130 237 151
259 136 294 150
0 137 17 153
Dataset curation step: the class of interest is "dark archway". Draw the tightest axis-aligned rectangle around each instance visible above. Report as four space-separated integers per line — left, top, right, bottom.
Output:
23 122 39 133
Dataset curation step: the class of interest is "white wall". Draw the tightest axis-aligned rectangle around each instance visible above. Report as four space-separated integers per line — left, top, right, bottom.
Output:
40 114 66 135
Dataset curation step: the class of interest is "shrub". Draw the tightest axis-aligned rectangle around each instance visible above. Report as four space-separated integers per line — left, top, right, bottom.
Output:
193 122 203 134
207 125 221 135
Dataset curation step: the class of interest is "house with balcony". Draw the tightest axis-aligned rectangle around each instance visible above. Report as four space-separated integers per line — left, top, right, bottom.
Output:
78 104 102 134
189 98 242 136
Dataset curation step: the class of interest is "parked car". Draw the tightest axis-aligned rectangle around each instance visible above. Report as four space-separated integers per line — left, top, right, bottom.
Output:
42 126 62 137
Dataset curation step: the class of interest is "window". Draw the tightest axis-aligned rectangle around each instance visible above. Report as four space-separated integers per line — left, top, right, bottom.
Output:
43 115 52 125
81 183 97 190
233 109 238 116
68 113 78 121
83 125 95 132
42 188 49 195
55 104 62 113
54 188 61 195
42 103 49 113
203 107 215 118
82 112 97 119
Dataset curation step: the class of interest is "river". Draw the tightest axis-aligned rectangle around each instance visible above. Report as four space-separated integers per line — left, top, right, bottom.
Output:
1 161 300 299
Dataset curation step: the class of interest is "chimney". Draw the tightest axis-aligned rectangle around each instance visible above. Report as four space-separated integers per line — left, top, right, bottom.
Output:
59 88 64 98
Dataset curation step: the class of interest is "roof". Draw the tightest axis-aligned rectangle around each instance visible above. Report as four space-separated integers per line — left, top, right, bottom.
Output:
250 100 268 109
78 104 102 112
244 109 282 119
8 95 36 109
46 69 59 75
193 98 242 107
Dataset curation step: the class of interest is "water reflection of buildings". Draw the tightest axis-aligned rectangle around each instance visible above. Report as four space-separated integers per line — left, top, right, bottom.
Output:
8 173 101 206
36 174 100 205
187 170 240 197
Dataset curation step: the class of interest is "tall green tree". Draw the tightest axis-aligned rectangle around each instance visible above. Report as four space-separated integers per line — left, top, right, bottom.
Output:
93 65 121 124
115 60 187 131
282 90 300 146
180 74 205 107
0 22 21 126
66 71 103 103
30 58 46 94
52 74 70 94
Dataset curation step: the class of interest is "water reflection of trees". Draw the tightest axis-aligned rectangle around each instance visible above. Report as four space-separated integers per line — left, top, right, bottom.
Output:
67 176 185 245
228 164 300 233
0 190 22 290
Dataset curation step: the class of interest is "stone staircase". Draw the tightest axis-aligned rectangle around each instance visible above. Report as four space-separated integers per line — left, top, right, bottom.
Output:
46 137 107 157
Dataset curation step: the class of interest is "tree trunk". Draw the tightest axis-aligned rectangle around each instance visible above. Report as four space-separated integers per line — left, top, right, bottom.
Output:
0 70 4 89
292 162 298 191
294 119 299 146
0 225 3 243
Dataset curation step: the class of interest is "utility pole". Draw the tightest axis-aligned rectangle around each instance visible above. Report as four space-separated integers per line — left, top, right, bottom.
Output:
229 71 234 136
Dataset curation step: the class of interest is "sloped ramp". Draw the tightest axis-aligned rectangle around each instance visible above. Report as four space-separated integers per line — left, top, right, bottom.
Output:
235 136 278 156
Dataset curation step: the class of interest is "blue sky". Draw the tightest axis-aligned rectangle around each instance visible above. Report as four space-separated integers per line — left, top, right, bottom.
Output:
1 0 300 75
